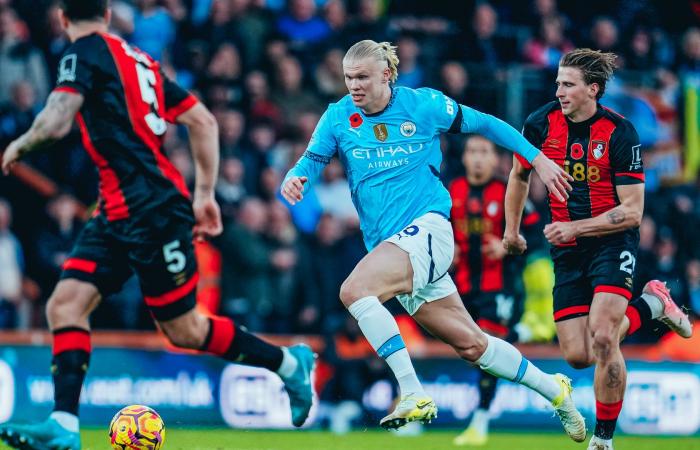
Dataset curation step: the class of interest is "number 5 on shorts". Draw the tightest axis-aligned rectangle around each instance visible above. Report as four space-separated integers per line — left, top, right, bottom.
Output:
163 240 186 273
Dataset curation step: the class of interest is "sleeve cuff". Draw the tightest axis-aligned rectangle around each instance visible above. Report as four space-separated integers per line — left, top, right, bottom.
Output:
515 153 533 170
53 86 83 95
165 94 198 123
615 172 645 184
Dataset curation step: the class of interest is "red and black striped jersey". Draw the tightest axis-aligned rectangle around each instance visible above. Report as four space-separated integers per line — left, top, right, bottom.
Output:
54 32 197 224
449 177 540 295
516 101 644 247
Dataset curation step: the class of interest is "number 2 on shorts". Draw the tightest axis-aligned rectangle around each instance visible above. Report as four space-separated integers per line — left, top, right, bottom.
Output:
619 250 636 275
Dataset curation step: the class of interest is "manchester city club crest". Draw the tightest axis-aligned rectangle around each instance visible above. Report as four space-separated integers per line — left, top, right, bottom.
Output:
400 121 416 137
373 123 388 142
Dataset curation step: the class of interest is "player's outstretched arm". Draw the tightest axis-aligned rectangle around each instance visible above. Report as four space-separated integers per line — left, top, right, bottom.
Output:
2 91 83 174
544 184 644 244
458 105 572 202
503 156 531 255
177 102 223 238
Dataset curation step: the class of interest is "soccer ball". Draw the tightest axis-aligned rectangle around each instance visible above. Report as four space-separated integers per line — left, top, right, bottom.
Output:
108 405 166 450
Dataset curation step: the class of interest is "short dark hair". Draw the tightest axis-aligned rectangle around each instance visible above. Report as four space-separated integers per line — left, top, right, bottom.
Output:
59 0 109 22
559 48 617 100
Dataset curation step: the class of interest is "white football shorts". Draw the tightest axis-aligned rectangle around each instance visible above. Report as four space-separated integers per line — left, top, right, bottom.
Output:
385 211 457 315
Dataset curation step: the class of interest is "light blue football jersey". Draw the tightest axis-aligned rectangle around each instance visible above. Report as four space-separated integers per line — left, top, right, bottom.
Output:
285 86 540 250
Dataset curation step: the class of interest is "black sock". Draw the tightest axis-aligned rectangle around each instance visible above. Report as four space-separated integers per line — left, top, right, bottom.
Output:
625 296 653 336
478 371 498 410
595 399 622 440
52 350 90 415
218 324 284 372
594 419 617 440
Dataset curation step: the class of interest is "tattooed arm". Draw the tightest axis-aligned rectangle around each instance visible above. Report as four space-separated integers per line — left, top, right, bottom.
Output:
2 91 84 174
544 184 644 244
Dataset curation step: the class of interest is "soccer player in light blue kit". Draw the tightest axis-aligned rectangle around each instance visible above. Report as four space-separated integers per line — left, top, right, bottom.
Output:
281 40 585 440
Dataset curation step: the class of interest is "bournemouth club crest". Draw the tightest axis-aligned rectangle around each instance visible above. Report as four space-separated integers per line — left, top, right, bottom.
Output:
591 140 607 160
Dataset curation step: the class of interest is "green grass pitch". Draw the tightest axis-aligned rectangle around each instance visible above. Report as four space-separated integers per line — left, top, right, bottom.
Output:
11 428 694 450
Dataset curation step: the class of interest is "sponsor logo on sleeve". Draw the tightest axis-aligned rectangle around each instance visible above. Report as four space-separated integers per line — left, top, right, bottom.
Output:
57 54 77 83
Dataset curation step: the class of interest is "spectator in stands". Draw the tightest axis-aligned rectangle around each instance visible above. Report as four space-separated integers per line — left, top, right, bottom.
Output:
453 2 517 68
654 227 686 305
275 0 331 56
42 5 70 76
519 0 568 31
588 16 621 54
634 216 657 297
203 42 244 107
265 200 306 332
622 27 658 71
244 70 283 127
677 27 700 77
342 0 389 48
292 110 321 143
0 198 24 329
243 120 277 194
271 55 323 125
315 159 358 226
395 34 424 88
0 7 49 104
323 0 348 37
228 0 273 70
216 156 247 221
217 197 272 330
685 259 700 317
0 81 40 148
33 194 83 302
218 197 302 331
216 108 246 157
439 61 470 105
109 1 135 37
130 0 176 62
522 15 573 69
315 47 347 101
168 144 196 190
196 0 240 49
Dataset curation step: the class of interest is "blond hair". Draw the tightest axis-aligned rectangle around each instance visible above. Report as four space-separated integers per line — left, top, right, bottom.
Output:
559 48 617 99
343 40 399 83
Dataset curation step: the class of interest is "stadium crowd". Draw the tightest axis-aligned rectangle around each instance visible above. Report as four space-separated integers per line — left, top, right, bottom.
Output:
0 0 699 352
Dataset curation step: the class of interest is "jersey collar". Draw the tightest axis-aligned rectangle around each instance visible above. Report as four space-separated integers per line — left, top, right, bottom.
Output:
362 87 396 117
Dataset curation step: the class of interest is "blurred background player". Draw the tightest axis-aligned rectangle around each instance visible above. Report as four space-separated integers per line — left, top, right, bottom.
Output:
450 135 541 446
0 2 314 449
504 48 693 450
281 39 586 440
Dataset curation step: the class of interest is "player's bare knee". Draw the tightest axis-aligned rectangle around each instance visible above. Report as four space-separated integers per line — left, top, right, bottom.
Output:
339 277 365 307
161 312 208 350
592 329 617 362
46 290 79 325
164 327 204 350
454 329 488 362
564 352 594 369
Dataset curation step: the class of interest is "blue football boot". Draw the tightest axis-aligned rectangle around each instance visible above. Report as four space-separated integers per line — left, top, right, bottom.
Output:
280 344 316 427
0 417 80 450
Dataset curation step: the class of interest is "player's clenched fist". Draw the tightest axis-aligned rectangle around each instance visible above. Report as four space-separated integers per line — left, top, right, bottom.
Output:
281 175 308 205
502 232 527 255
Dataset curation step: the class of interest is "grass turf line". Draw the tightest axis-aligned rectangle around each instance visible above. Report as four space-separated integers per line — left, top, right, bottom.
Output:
20 428 695 450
